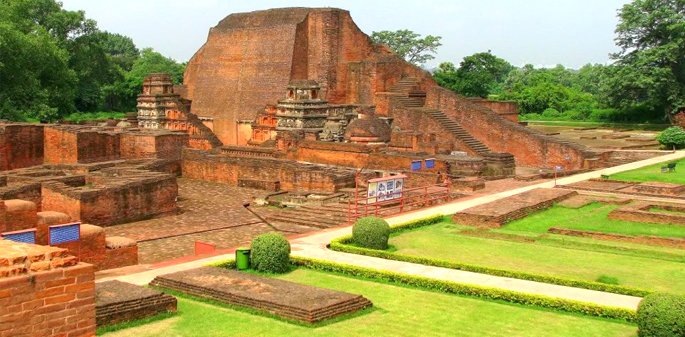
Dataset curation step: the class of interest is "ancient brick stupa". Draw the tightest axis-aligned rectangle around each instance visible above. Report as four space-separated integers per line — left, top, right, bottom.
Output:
175 7 599 170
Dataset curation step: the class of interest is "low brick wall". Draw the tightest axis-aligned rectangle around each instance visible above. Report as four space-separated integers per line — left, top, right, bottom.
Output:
608 202 685 226
549 227 685 249
182 148 356 193
453 188 577 227
150 267 371 323
0 241 96 337
95 280 176 327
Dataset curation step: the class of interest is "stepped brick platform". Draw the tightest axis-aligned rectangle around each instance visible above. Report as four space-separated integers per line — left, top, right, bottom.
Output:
96 280 177 327
453 188 577 227
608 201 685 226
549 227 685 249
149 267 372 323
564 179 685 199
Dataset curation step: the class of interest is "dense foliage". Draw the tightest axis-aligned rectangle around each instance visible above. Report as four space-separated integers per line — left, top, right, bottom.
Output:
433 52 513 98
352 216 391 250
0 0 185 122
250 232 291 273
429 0 685 124
371 29 442 66
656 126 685 149
636 293 685 337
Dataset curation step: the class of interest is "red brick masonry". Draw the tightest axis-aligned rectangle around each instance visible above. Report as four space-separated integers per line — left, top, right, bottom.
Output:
453 188 577 227
0 240 96 337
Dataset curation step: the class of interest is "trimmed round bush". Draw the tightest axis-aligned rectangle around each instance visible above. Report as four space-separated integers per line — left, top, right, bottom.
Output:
636 293 685 337
250 232 291 273
352 216 390 250
656 126 685 149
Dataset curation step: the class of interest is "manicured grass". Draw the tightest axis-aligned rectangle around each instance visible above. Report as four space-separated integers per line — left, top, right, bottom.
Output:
505 203 685 238
524 120 668 131
100 269 635 337
608 158 685 184
62 111 126 123
390 222 685 294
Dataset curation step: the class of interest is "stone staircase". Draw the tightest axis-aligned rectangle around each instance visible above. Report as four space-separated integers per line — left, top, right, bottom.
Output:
177 110 223 148
258 203 348 233
422 108 491 156
387 77 494 156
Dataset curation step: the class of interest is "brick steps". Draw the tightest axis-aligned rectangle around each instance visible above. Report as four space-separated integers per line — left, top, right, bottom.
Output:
266 213 343 229
424 108 492 155
386 77 493 156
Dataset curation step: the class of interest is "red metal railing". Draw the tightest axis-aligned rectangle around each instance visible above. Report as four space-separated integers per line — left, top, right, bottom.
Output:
347 181 452 223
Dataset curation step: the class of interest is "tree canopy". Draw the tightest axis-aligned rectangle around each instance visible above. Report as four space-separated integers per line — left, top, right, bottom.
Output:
434 51 513 98
611 0 685 117
0 0 185 122
371 29 442 66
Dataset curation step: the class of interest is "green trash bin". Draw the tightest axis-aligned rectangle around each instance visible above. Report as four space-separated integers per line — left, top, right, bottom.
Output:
235 247 251 270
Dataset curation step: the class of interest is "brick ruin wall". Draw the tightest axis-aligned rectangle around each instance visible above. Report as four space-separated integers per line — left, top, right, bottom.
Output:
0 241 96 337
423 87 596 170
0 124 44 171
453 189 577 227
548 227 685 249
183 8 424 145
182 148 355 192
608 202 685 225
41 171 178 226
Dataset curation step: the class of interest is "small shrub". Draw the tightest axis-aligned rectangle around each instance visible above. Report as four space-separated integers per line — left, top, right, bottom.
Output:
656 126 685 150
636 293 685 337
250 232 291 273
352 216 390 250
596 275 619 285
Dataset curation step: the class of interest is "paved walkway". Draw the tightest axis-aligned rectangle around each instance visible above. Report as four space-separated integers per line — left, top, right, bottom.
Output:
97 151 685 310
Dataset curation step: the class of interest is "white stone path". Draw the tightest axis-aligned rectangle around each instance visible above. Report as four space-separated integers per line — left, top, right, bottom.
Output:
98 150 685 311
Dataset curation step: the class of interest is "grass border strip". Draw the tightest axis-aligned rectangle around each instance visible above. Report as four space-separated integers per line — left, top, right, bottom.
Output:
291 256 637 322
334 216 650 297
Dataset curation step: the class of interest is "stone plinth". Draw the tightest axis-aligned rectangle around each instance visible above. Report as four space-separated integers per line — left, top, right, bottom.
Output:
453 188 577 227
150 267 372 323
96 280 176 327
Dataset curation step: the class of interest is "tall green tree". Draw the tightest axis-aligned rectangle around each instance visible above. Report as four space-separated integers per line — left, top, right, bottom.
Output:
433 51 513 97
0 1 77 121
612 0 685 119
370 30 442 66
113 48 185 111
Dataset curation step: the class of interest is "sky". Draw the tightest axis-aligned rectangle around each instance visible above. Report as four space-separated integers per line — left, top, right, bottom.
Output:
59 0 631 69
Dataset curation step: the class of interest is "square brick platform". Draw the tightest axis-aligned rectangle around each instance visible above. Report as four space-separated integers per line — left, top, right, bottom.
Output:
149 267 372 323
95 280 177 327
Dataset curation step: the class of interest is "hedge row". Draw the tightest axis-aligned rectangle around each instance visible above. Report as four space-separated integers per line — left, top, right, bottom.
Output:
291 256 637 322
330 216 650 298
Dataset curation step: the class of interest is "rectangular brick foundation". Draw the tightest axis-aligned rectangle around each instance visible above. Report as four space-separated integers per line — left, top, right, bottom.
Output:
150 267 371 323
95 280 176 327
453 188 577 227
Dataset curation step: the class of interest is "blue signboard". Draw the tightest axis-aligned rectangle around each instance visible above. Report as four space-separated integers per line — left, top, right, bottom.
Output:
411 160 422 171
49 223 81 245
425 158 435 169
2 229 36 244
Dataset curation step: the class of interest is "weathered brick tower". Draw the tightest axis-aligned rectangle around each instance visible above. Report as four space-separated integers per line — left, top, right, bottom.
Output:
180 7 600 169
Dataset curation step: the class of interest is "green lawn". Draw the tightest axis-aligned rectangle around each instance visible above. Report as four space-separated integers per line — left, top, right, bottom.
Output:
389 222 685 294
609 158 685 184
505 202 685 238
101 269 635 337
